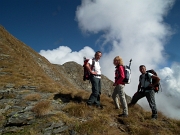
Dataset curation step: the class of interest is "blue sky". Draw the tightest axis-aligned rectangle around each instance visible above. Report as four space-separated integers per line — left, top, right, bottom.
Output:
0 0 100 52
164 0 180 63
0 0 179 63
1 0 180 119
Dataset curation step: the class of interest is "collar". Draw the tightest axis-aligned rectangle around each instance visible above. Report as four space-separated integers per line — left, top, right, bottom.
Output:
115 64 120 68
93 58 99 62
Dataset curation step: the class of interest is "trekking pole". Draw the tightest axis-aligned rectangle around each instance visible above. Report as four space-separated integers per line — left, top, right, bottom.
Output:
129 59 132 67
159 83 162 92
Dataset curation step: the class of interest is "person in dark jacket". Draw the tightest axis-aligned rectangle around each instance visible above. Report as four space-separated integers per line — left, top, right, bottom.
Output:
129 65 160 119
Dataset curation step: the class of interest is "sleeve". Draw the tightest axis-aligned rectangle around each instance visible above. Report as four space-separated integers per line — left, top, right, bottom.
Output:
116 66 125 84
148 72 153 77
88 59 92 65
139 75 141 82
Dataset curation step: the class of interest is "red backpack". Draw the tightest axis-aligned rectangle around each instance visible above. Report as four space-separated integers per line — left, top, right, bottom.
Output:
83 57 95 81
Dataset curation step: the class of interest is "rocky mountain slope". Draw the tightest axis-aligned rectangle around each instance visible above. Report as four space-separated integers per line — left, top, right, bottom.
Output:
0 25 117 95
0 25 180 135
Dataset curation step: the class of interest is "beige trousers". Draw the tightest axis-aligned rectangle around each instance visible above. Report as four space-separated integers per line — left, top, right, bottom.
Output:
112 84 128 115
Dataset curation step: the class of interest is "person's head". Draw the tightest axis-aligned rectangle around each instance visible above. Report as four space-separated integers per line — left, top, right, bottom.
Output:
113 56 123 66
139 65 146 74
94 51 102 60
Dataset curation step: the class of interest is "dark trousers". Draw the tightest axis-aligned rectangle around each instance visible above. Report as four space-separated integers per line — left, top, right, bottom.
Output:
87 76 101 106
130 90 157 118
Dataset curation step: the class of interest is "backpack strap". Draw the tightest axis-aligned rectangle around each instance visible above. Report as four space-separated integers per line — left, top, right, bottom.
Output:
91 59 95 70
139 73 151 87
139 74 142 81
115 65 120 83
145 72 151 83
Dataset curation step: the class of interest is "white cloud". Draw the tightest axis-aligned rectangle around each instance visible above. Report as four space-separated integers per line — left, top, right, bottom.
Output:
159 62 180 99
76 0 174 82
39 46 95 65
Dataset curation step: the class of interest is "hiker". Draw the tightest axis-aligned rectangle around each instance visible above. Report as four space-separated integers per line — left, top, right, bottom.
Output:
112 56 128 117
86 51 102 108
129 65 160 119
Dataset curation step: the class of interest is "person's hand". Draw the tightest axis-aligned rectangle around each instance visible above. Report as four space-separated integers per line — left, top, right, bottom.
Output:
91 71 97 75
148 84 154 88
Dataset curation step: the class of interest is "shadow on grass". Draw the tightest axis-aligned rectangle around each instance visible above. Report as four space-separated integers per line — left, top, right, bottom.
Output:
53 93 88 103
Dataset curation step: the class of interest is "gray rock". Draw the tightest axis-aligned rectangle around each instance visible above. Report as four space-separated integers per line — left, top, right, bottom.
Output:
53 126 68 134
5 111 35 126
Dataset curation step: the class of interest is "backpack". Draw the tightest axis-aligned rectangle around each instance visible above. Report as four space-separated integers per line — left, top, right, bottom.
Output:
83 57 95 81
123 59 132 84
144 69 161 93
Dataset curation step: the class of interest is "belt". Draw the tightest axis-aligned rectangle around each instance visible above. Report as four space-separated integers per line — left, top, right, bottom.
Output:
94 74 101 77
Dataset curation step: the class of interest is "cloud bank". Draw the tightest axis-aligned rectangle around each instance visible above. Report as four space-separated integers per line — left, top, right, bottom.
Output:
39 46 95 65
39 0 180 119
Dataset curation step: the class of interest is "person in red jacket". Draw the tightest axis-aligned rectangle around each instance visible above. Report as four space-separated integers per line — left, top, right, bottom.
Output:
112 56 128 117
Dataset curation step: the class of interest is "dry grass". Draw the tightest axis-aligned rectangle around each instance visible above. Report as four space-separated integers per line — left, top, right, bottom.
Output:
72 90 89 102
0 115 6 127
24 93 41 101
55 85 180 134
60 89 180 135
62 102 91 118
2 92 16 99
32 100 52 117
54 112 78 125
0 26 64 90
74 114 111 135
175 119 180 126
37 82 61 93
28 129 40 135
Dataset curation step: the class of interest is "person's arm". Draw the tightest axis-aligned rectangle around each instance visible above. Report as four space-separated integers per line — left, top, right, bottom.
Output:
116 66 125 83
119 66 125 82
85 60 97 75
137 75 142 92
149 75 160 87
137 82 141 92
114 66 125 86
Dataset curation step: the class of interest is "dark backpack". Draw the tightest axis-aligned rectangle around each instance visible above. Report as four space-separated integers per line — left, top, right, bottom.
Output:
144 69 161 93
83 57 95 81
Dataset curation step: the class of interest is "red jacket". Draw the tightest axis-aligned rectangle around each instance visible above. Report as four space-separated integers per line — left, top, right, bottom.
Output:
114 65 125 85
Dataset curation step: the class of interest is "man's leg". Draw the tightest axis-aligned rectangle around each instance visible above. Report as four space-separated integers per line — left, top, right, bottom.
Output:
146 90 157 119
87 77 100 106
129 92 145 107
96 78 101 105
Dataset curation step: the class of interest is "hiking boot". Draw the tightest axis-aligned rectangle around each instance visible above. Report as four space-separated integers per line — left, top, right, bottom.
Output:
86 103 93 108
96 105 103 109
151 114 157 120
118 114 128 117
151 117 157 120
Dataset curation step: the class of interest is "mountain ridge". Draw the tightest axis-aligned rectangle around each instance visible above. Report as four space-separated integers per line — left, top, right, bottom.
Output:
0 25 180 135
